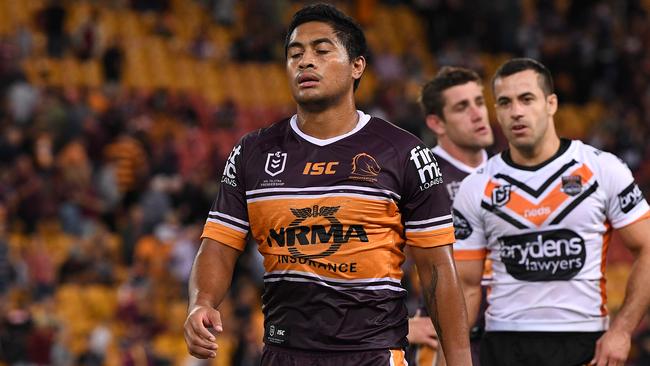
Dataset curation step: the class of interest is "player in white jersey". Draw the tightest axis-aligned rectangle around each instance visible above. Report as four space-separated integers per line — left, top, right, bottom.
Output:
453 58 650 366
406 66 494 366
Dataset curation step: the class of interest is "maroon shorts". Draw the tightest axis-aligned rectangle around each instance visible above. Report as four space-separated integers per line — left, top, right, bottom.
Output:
261 345 407 366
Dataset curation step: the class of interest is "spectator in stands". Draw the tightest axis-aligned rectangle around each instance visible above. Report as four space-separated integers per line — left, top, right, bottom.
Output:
7 73 40 125
39 0 67 58
0 203 12 297
103 132 149 198
102 37 125 84
73 8 103 61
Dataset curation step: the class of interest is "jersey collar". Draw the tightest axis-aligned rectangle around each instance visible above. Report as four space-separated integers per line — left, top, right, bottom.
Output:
290 110 371 146
431 145 487 174
501 138 573 171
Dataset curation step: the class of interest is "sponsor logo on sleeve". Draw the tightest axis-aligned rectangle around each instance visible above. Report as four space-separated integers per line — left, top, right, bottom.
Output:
452 208 473 240
409 146 443 190
221 144 241 187
265 151 288 177
498 229 586 281
618 182 644 213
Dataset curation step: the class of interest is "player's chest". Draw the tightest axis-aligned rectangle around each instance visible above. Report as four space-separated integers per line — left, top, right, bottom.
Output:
243 143 400 192
481 161 606 233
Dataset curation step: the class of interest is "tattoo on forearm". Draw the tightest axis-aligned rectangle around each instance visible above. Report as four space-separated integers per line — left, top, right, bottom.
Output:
423 264 443 344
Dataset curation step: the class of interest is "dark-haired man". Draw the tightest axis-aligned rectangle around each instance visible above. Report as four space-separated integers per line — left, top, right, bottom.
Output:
183 3 471 366
408 66 494 366
453 57 650 366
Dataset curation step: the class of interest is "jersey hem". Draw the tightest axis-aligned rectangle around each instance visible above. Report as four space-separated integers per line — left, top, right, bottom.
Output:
486 316 609 332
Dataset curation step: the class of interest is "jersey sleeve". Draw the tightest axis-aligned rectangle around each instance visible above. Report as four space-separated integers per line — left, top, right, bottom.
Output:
452 173 488 261
598 152 650 229
201 140 250 251
400 144 455 248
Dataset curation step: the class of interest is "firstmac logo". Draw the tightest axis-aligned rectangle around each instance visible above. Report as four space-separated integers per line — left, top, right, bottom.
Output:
409 146 443 190
221 145 241 187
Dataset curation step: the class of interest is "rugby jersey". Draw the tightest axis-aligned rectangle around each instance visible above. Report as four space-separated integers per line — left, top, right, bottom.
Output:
453 139 650 332
201 110 455 351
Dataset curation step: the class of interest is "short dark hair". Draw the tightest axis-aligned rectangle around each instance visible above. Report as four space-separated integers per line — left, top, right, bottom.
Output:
285 3 367 91
420 66 482 118
492 58 554 96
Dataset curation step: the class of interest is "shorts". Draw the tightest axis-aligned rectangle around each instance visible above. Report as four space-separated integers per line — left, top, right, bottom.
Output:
406 336 480 366
480 331 604 366
261 345 407 366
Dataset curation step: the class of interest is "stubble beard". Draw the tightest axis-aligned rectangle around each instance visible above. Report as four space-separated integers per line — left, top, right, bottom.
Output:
295 90 346 113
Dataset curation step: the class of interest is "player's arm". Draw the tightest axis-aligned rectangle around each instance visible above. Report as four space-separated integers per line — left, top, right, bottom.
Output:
456 257 485 327
592 216 650 366
411 244 472 366
184 238 241 359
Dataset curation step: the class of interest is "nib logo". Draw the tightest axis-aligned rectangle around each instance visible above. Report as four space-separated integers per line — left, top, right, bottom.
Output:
265 151 287 176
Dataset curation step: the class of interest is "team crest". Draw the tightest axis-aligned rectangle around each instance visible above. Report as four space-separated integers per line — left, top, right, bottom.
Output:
265 151 288 177
349 153 380 182
492 185 512 207
561 175 582 196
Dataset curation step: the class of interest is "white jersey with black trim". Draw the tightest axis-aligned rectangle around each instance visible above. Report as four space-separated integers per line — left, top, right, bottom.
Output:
452 139 650 332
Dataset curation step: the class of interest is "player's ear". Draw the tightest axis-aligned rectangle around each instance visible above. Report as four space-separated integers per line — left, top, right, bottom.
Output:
546 93 558 116
351 56 365 81
425 114 446 136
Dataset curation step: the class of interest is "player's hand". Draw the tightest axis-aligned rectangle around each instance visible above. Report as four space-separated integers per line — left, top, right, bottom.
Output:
184 305 222 359
590 328 630 366
407 310 439 349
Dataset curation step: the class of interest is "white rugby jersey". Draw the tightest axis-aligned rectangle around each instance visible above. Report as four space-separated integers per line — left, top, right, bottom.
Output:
453 139 650 332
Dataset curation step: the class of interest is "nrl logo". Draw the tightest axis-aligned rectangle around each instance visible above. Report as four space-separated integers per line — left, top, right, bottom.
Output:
265 151 287 177
492 184 512 207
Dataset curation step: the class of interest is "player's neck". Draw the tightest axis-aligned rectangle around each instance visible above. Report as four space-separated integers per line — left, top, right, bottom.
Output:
437 139 486 168
295 100 359 140
510 135 561 167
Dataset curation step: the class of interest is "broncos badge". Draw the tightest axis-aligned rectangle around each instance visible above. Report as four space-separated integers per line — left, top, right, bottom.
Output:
350 153 380 182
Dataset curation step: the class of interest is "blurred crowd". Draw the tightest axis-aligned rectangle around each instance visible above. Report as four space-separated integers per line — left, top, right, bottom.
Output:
0 0 649 365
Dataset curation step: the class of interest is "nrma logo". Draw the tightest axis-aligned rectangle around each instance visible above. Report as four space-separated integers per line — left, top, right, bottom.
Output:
266 205 368 259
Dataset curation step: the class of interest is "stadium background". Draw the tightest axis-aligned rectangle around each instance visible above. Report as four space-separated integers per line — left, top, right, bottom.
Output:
0 0 649 364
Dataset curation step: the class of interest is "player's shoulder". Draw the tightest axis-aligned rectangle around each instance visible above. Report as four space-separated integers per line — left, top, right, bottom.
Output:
570 140 630 176
365 116 425 152
574 140 621 163
469 153 501 179
238 117 292 150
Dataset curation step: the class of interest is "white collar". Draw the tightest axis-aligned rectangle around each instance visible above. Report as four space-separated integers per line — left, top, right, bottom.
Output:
290 110 371 146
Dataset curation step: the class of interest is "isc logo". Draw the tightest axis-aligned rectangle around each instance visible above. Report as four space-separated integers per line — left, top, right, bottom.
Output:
303 162 339 175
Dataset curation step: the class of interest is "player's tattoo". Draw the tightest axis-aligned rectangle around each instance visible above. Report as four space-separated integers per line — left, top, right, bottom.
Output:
423 264 443 343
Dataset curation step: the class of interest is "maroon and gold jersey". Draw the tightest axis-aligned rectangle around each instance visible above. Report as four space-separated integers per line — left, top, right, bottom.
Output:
201 111 455 351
